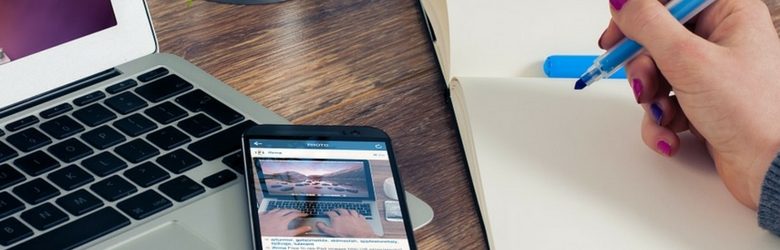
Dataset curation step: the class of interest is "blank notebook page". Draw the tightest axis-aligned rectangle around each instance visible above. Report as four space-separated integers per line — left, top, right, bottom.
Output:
455 77 780 249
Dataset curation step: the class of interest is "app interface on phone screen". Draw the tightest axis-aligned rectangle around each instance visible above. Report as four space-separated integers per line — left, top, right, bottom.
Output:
249 139 411 250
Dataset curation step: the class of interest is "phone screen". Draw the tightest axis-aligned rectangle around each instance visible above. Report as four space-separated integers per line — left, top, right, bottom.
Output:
246 138 413 250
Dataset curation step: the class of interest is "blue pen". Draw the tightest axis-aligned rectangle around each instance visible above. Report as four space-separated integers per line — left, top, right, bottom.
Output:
574 0 717 90
544 55 627 79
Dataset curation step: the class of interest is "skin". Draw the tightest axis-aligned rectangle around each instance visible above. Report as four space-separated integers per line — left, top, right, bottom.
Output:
600 0 780 209
258 209 312 236
317 209 377 238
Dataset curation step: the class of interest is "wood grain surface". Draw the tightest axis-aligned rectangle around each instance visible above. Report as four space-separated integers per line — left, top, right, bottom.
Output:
148 0 780 249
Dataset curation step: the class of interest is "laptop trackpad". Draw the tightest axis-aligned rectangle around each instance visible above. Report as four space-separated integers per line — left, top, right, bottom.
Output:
107 221 218 250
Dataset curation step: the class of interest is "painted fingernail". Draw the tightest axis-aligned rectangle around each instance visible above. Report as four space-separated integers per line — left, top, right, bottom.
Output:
610 0 627 10
650 103 663 125
632 78 643 102
657 140 672 156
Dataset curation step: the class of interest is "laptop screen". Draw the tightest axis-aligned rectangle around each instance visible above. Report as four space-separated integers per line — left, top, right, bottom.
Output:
255 159 373 199
0 0 117 66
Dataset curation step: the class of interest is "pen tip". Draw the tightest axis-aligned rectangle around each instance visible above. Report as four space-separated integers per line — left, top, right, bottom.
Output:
574 79 587 90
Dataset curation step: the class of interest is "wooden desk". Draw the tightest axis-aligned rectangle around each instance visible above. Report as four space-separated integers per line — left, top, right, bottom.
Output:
148 0 486 249
147 1 780 249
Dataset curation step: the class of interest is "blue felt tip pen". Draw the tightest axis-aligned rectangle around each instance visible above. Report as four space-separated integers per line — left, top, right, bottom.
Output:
544 55 627 79
574 0 717 90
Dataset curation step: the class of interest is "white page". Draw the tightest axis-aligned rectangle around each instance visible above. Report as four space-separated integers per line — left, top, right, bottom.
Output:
448 0 610 79
454 77 780 249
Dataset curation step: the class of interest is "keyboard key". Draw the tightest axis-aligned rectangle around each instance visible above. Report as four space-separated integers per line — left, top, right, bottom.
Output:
105 79 138 94
7 128 52 152
73 91 106 106
156 149 201 174
39 103 74 119
123 162 169 188
72 104 117 127
0 217 32 246
13 179 59 205
146 127 191 150
0 165 25 190
221 151 244 174
20 203 68 231
175 90 244 125
114 139 159 164
188 120 256 161
202 169 237 188
177 114 221 138
80 125 126 150
9 207 130 250
113 114 157 137
47 165 94 191
135 75 193 103
158 176 204 202
56 189 103 216
145 102 187 125
5 116 39 132
39 116 85 139
81 152 127 177
14 151 59 176
90 175 136 202
47 138 93 163
0 193 24 219
0 142 18 163
117 190 172 220
137 67 169 82
104 92 149 115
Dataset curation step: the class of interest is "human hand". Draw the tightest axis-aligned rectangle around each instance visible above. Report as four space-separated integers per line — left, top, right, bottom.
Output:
259 209 311 236
600 0 780 209
316 209 377 238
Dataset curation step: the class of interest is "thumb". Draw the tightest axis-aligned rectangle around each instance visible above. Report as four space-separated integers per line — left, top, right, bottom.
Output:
609 0 712 62
316 222 338 236
290 226 312 236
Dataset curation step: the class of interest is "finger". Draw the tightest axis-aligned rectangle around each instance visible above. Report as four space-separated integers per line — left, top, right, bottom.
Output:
624 53 660 104
609 0 713 64
666 96 689 133
601 0 670 49
265 208 280 215
279 209 299 216
290 226 312 236
641 113 680 157
325 211 339 220
642 96 676 127
335 209 350 216
316 222 338 236
285 211 309 219
599 20 624 49
348 210 360 217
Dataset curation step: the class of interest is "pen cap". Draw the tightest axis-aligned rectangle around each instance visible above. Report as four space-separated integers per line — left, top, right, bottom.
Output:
545 55 626 79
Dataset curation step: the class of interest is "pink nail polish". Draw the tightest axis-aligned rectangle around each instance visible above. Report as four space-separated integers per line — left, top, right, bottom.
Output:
657 140 672 156
632 78 643 102
610 0 627 10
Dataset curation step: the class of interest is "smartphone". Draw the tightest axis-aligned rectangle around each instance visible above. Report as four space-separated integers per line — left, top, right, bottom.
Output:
242 125 417 250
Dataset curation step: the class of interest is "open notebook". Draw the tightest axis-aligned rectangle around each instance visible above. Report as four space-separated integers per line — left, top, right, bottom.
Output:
421 0 780 248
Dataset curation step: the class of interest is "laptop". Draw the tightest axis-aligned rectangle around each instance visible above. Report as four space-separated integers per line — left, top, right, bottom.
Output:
254 158 384 236
0 0 289 249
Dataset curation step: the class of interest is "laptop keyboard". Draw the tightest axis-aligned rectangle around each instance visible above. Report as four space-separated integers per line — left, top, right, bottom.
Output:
0 68 250 248
266 200 372 218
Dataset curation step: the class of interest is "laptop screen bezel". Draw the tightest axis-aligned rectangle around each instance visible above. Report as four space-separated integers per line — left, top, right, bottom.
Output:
255 158 377 202
0 0 156 109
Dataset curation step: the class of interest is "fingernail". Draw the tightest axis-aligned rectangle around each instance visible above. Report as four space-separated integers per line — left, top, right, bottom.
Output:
632 78 643 102
657 140 672 156
650 102 663 125
610 0 627 10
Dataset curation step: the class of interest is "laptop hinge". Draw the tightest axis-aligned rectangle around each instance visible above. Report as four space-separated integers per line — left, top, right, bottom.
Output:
0 68 122 119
